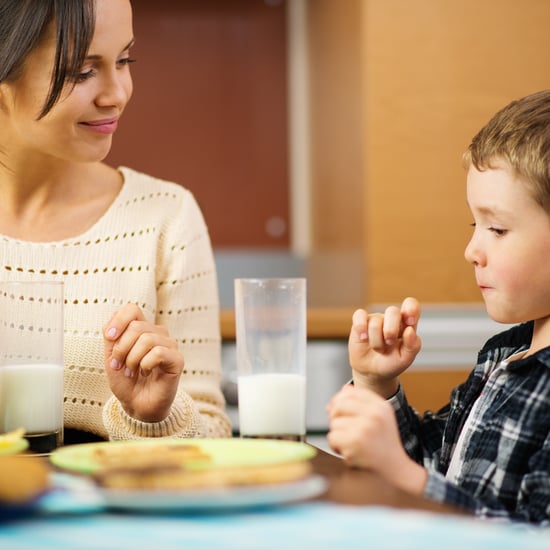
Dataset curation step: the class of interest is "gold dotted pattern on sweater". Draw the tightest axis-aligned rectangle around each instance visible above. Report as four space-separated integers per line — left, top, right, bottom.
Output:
67 364 102 374
4 265 152 276
157 268 213 289
64 396 103 407
121 191 177 208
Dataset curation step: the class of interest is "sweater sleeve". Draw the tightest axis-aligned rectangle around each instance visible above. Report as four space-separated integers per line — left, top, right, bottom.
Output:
103 391 207 438
102 183 232 439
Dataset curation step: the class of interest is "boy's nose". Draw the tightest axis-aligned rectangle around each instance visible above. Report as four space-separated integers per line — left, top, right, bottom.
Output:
464 236 483 266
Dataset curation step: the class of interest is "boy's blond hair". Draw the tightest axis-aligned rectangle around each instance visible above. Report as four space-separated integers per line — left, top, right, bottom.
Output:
464 90 550 209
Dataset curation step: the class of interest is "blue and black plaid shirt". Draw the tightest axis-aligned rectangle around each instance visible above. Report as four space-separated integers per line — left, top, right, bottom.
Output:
391 321 550 525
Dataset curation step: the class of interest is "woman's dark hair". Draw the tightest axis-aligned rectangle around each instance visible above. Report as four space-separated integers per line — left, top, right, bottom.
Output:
0 0 95 118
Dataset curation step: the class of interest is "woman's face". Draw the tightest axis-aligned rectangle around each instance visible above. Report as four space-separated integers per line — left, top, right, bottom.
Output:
0 0 134 165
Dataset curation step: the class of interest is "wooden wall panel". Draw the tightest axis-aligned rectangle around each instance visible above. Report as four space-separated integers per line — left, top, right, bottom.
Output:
306 0 366 307
307 0 364 250
400 369 470 415
107 0 289 248
361 0 550 303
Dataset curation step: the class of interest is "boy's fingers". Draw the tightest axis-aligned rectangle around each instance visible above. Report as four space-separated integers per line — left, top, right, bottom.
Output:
382 305 401 345
401 297 421 329
351 308 369 342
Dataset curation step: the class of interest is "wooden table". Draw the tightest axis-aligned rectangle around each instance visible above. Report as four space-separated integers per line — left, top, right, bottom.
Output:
8 445 546 550
310 447 464 515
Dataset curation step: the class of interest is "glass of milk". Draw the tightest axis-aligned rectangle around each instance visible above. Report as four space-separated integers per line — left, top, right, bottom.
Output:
0 281 64 453
235 278 306 441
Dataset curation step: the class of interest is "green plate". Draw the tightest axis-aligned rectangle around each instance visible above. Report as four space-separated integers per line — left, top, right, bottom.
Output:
50 438 316 475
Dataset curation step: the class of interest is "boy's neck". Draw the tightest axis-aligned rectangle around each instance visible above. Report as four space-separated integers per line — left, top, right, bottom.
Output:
526 317 550 356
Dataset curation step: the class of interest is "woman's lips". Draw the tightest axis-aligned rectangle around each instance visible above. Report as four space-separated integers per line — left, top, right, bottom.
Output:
80 118 118 135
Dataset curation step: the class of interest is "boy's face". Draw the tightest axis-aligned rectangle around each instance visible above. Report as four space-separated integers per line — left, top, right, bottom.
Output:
465 161 550 325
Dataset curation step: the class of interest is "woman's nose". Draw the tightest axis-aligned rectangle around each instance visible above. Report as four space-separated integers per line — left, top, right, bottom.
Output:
96 71 132 108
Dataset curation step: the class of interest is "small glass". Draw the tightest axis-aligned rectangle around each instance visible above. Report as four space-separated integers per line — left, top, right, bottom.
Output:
235 278 307 441
0 281 64 453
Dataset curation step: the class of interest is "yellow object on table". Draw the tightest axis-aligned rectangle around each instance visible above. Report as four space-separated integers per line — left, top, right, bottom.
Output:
0 428 29 455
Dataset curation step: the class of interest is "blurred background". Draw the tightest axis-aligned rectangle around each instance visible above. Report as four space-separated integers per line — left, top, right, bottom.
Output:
107 0 550 435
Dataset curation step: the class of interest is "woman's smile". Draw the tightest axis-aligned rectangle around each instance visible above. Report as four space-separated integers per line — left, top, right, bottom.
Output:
79 117 119 135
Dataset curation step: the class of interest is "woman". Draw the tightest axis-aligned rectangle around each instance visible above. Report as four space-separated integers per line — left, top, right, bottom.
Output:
0 0 231 441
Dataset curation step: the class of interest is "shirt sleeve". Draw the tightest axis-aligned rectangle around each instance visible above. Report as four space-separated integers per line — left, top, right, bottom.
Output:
392 382 550 525
389 385 449 468
424 434 550 527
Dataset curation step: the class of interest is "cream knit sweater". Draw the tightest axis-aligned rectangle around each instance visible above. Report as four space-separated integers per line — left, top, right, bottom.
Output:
1 166 232 440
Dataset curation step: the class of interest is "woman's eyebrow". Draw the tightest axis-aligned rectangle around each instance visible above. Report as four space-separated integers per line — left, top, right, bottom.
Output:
85 38 136 61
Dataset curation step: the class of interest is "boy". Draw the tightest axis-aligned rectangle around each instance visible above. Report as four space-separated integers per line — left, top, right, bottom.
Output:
327 90 550 525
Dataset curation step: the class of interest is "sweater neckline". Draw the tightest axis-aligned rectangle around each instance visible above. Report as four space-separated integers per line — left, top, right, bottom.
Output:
0 166 133 246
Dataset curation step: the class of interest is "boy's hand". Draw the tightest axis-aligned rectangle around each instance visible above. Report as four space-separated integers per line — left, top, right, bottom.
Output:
349 297 422 396
103 303 184 422
327 384 427 495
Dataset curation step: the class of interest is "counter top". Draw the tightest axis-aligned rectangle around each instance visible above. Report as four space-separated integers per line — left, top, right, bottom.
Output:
220 307 355 340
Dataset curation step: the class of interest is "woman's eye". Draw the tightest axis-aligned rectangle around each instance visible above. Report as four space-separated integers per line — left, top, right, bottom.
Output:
74 69 95 83
117 57 137 67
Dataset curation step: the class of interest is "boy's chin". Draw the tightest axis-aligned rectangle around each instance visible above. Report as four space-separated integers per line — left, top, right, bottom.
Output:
486 306 527 326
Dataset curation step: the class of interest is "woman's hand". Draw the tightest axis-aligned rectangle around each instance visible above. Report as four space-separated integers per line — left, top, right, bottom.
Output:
349 297 422 396
103 303 184 422
327 384 427 495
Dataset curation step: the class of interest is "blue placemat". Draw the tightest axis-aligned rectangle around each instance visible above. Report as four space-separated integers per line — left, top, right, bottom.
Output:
1 473 549 550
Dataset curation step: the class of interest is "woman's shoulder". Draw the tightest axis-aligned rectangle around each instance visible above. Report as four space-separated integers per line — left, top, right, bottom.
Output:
117 166 193 198
114 167 207 232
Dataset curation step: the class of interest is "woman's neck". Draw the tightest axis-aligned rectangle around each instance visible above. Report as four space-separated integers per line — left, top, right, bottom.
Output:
0 162 123 242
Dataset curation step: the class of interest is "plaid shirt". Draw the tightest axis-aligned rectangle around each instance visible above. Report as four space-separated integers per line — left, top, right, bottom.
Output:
391 321 550 525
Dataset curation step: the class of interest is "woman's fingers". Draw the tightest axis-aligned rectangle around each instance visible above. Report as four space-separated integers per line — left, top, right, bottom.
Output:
103 303 144 341
103 303 180 378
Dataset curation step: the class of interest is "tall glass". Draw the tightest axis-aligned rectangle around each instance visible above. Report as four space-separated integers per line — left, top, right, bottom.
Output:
235 278 307 441
0 281 64 453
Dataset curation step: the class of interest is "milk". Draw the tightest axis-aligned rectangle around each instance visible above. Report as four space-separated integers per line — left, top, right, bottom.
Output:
238 372 306 437
0 363 64 433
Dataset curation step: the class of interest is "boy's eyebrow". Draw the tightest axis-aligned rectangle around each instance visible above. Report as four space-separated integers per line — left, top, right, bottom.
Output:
85 38 136 61
473 205 514 218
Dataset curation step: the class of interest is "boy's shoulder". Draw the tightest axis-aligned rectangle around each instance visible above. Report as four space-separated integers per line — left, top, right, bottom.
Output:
480 321 533 353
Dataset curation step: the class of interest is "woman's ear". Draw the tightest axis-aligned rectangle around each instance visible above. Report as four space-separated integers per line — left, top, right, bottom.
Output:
0 83 13 114
0 84 7 112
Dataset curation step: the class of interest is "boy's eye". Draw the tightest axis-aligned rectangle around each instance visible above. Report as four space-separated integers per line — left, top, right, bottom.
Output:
489 227 507 236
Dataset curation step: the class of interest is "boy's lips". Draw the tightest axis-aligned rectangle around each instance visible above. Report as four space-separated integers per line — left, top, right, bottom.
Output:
79 117 119 134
